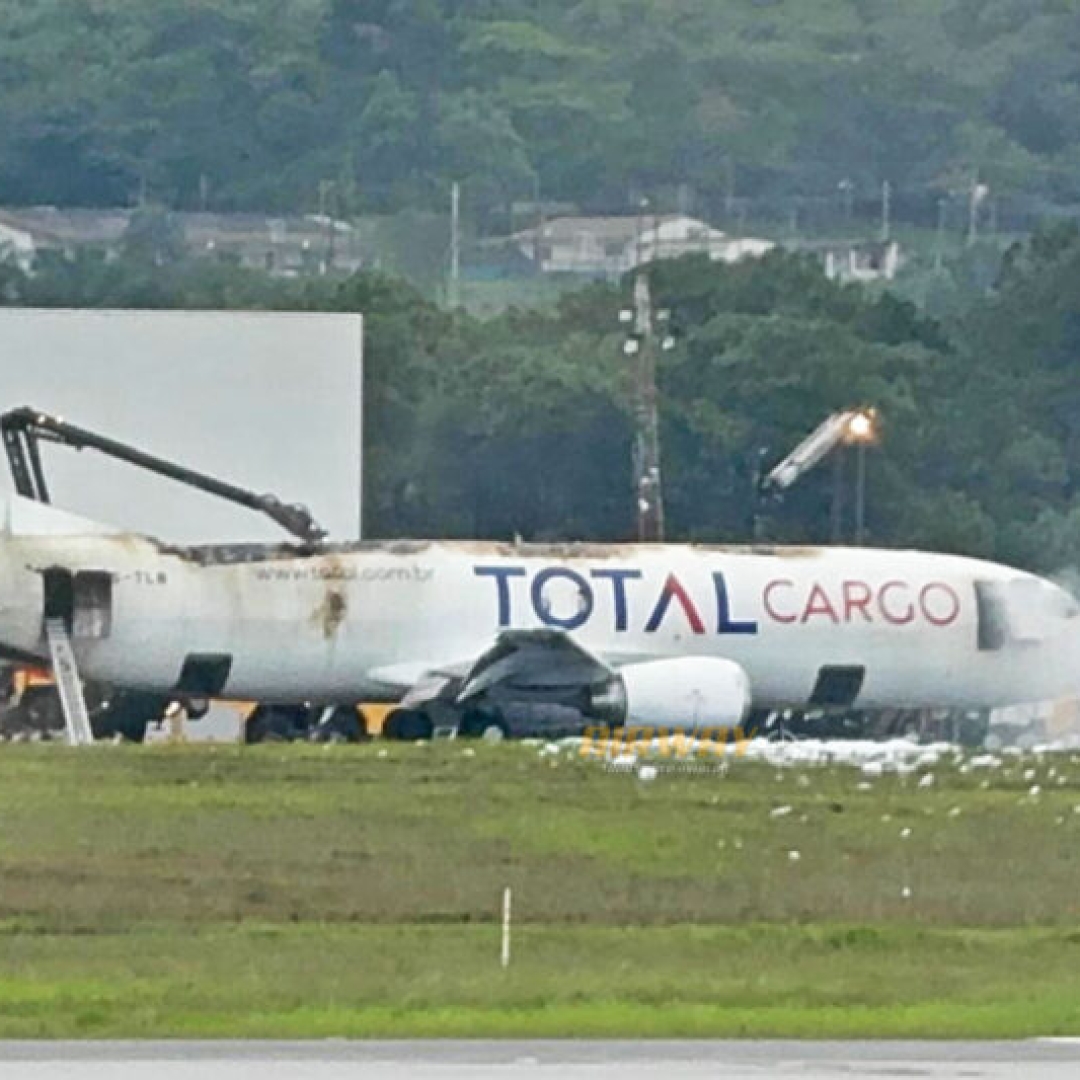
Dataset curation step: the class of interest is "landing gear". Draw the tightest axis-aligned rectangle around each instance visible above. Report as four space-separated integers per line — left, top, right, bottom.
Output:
243 704 312 743
311 707 368 744
381 708 435 741
183 697 211 721
0 679 167 743
241 704 371 744
21 685 64 736
98 711 150 744
456 709 510 742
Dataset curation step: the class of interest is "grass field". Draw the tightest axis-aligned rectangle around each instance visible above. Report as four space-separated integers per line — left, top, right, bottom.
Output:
0 741 1077 1036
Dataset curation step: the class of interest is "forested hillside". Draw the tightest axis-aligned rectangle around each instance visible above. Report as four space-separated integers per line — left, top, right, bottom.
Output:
4 0 1080 222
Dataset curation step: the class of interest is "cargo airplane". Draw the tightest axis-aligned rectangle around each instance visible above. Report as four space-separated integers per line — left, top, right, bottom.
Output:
0 493 1077 741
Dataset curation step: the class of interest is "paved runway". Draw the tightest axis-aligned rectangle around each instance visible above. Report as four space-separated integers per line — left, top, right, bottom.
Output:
1 1041 1080 1079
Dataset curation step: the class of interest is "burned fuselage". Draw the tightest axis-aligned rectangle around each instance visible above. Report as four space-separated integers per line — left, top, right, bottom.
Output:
1 495 1078 718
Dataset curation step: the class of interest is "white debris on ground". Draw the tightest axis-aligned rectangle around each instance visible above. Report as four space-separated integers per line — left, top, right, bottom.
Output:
556 730 1080 774
571 734 961 772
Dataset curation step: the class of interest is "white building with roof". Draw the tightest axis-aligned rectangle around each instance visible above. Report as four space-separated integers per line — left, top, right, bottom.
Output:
515 214 774 277
0 207 362 277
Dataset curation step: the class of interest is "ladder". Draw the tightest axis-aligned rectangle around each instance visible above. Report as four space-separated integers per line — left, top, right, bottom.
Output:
43 618 94 746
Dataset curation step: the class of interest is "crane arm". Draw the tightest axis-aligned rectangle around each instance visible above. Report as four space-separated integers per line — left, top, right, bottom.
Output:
760 409 871 493
0 406 327 543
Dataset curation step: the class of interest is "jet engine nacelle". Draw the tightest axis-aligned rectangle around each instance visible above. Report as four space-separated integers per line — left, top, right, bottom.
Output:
608 656 751 730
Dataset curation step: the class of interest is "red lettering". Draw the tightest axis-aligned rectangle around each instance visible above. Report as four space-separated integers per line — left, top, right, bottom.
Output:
801 583 840 623
879 581 915 625
920 582 961 627
843 580 874 623
763 579 797 623
644 574 706 635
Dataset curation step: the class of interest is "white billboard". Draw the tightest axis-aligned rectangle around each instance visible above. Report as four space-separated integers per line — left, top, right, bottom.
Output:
0 309 363 543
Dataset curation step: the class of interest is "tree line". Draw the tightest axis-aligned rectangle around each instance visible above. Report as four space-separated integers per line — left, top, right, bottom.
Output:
4 0 1080 225
5 223 1080 573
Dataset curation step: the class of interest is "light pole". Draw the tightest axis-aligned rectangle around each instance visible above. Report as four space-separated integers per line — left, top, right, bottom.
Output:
620 265 674 542
935 197 947 272
838 178 854 231
758 407 879 544
830 450 844 543
845 409 877 545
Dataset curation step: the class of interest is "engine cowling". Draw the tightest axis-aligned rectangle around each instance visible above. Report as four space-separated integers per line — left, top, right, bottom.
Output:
597 656 751 730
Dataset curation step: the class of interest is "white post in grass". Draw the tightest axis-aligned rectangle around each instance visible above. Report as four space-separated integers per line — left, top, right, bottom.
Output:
501 886 512 969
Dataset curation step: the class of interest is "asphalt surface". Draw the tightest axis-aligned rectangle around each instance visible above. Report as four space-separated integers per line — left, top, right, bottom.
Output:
1 1041 1079 1078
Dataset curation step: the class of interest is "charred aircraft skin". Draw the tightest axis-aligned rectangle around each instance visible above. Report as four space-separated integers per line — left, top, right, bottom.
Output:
0 495 1077 725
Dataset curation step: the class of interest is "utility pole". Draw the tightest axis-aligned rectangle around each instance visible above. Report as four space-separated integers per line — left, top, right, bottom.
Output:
532 173 543 269
968 178 989 246
626 267 666 543
838 178 854 230
449 181 461 308
854 439 868 545
934 197 947 272
830 451 843 543
880 180 892 242
318 180 336 274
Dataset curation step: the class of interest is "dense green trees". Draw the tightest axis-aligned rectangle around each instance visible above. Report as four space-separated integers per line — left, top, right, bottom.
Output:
4 1 1080 220
7 223 1080 572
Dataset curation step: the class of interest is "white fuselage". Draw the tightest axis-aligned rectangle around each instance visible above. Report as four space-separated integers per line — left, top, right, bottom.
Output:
0 518 1077 712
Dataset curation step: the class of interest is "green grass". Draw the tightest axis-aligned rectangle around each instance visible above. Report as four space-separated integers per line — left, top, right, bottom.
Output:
0 742 1077 1036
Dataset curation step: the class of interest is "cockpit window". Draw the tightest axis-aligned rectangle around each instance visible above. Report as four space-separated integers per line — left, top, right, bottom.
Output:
976 577 1079 650
975 581 1008 651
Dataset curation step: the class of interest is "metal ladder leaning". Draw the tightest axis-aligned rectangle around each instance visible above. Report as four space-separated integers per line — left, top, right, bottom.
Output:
43 617 94 746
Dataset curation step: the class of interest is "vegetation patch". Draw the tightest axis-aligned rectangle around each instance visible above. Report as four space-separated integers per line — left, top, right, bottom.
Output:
0 743 1076 1035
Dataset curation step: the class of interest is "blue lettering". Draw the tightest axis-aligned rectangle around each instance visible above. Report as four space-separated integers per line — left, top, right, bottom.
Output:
590 568 643 631
474 565 527 627
714 571 758 635
531 567 594 631
645 574 706 635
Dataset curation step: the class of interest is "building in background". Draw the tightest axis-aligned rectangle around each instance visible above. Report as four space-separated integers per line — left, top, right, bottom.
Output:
0 207 362 277
511 214 901 284
790 238 902 284
513 214 774 277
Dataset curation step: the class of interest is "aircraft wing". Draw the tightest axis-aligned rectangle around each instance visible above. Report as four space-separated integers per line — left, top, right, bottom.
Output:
366 630 642 705
456 630 611 702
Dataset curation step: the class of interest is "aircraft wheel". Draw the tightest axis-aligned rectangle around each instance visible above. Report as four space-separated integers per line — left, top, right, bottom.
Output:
894 713 920 739
244 705 306 743
184 697 211 721
479 717 509 742
0 706 31 739
106 714 149 744
957 711 990 748
382 708 434 741
21 687 64 734
312 707 367 743
457 710 509 742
